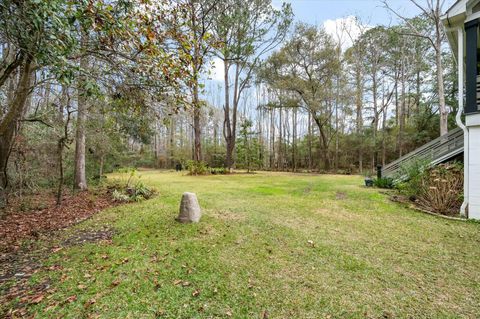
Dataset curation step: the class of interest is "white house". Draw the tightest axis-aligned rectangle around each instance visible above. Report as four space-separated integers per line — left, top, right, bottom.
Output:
442 0 480 219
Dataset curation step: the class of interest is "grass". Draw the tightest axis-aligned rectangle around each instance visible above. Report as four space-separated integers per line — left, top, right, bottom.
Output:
23 170 480 318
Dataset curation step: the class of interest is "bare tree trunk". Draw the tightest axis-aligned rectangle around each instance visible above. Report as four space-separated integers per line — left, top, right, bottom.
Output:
223 59 234 169
398 58 406 157
169 117 175 167
372 73 378 170
355 67 363 174
313 116 331 171
292 107 297 172
0 56 34 206
193 85 202 161
74 32 88 191
57 88 72 205
278 106 283 171
436 33 448 136
270 107 275 170
308 112 312 171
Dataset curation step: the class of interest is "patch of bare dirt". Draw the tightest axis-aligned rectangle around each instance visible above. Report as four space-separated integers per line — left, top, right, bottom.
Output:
0 190 119 318
210 209 246 222
336 192 347 200
62 227 115 246
0 190 116 254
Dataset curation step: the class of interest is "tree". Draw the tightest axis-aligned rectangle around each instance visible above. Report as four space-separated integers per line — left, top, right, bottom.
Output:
170 0 218 162
212 0 292 169
383 0 449 136
259 24 340 169
0 0 78 204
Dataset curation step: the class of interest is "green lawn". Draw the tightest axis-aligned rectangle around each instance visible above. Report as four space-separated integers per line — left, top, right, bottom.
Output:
27 171 480 318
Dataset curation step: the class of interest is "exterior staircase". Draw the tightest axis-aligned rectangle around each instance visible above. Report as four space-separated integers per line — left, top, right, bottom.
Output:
381 127 464 178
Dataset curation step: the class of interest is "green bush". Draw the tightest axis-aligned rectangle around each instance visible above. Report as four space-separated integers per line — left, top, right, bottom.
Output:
110 170 156 202
126 181 155 202
373 177 394 189
186 160 208 175
210 167 228 175
394 158 430 199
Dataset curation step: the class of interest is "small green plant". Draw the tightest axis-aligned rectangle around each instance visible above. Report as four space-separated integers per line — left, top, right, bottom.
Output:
394 158 430 199
112 189 130 202
110 177 156 203
186 160 208 175
373 177 394 189
127 181 155 202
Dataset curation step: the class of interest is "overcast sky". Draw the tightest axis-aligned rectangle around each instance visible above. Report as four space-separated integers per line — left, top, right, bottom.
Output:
273 0 458 26
205 0 458 112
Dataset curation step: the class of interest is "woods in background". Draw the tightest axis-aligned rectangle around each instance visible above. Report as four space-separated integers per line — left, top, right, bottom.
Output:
0 0 457 207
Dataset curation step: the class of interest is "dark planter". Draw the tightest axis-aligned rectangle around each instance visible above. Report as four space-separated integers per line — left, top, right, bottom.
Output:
364 177 374 187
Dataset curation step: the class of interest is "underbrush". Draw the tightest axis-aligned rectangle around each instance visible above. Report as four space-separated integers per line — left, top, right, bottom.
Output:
373 177 394 189
393 161 463 216
416 163 463 215
186 161 229 175
109 168 156 202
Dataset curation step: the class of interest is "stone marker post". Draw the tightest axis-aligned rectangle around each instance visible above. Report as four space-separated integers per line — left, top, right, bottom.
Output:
176 192 201 223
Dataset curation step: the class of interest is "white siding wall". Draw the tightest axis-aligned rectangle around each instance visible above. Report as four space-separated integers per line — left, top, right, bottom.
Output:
467 114 480 219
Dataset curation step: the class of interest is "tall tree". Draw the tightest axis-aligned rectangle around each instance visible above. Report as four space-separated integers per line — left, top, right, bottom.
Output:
170 0 217 162
212 0 292 169
259 24 340 169
383 0 449 136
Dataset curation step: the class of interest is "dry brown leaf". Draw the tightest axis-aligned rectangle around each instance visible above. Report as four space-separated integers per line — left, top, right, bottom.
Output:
31 295 44 304
66 295 77 303
84 298 96 308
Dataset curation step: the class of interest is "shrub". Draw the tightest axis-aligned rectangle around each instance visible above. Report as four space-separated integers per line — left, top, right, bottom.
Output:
210 167 228 175
112 189 130 202
186 160 208 175
416 163 463 216
374 177 394 189
126 181 155 202
110 171 156 203
395 158 430 199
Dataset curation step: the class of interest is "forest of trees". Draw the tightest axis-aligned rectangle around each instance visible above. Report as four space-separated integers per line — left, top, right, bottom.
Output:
0 0 458 206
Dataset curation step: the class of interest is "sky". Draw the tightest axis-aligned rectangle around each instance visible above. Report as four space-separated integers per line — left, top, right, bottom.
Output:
206 0 458 113
208 0 457 82
273 0 457 26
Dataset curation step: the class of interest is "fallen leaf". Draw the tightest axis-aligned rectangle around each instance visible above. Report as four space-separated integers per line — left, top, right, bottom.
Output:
66 295 77 303
44 304 57 312
110 279 121 287
173 279 182 285
192 289 200 297
77 284 87 290
84 298 96 308
31 295 44 304
226 310 232 317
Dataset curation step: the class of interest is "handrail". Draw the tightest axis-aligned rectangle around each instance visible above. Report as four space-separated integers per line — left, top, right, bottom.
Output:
382 127 464 178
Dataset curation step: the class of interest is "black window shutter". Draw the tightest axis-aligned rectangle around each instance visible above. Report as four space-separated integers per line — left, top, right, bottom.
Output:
465 19 479 114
